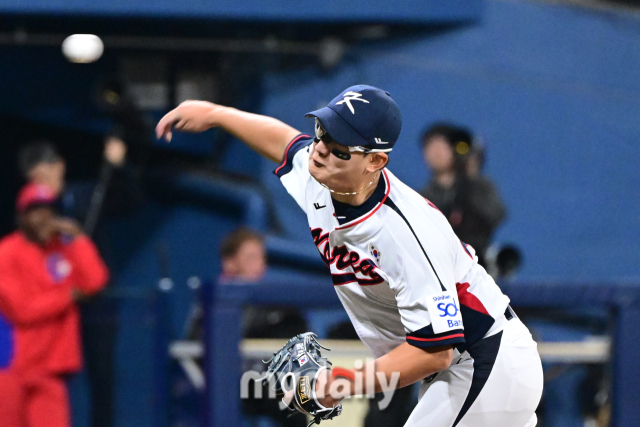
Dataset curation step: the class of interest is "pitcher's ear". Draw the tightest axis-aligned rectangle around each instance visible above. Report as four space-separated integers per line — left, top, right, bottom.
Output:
367 152 389 173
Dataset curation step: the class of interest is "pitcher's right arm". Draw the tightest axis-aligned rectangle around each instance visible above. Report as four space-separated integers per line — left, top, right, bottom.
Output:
155 101 301 163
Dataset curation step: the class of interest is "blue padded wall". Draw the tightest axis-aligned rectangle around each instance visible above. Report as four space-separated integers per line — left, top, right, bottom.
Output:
259 0 640 282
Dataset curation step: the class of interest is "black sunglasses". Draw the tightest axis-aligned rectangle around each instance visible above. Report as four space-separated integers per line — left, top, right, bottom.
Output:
314 119 369 161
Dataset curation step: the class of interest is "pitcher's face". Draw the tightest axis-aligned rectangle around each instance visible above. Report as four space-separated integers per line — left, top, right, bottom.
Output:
308 138 372 193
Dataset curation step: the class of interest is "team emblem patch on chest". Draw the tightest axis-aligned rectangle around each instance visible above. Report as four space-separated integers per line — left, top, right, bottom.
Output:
368 243 382 267
46 252 72 284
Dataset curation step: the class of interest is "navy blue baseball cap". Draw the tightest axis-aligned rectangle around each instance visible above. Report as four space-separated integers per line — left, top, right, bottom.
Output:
305 85 402 151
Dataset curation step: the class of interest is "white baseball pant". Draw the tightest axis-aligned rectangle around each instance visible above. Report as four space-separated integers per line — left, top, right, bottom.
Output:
405 312 544 427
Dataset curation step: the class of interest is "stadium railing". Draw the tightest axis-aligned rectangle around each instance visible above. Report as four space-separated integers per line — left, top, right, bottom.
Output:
200 279 640 427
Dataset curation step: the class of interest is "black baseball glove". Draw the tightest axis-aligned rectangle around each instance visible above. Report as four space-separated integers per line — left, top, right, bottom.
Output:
262 332 342 426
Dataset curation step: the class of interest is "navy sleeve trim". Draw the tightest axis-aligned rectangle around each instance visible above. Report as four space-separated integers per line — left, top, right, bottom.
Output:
274 134 312 178
407 334 466 349
406 325 465 349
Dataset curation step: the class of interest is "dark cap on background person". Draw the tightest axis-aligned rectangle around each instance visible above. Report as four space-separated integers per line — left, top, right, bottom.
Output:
17 140 62 177
16 183 58 213
421 123 474 157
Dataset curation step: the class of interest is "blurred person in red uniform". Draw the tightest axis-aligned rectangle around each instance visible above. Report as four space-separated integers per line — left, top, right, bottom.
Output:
18 138 138 427
0 183 109 427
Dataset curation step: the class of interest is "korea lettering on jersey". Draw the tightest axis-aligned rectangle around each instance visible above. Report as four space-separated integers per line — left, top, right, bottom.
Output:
274 135 510 358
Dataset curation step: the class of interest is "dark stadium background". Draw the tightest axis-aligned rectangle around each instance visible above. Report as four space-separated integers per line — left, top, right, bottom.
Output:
0 0 638 426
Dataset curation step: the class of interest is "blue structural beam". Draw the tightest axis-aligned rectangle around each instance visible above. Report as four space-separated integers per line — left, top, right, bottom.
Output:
205 279 339 426
149 171 269 232
206 281 640 427
0 0 481 23
498 282 640 308
611 301 640 427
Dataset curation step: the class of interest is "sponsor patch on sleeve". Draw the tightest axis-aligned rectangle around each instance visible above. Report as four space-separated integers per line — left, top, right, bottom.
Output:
425 291 464 334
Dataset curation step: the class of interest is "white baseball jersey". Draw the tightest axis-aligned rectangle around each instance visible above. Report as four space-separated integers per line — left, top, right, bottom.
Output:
275 135 511 358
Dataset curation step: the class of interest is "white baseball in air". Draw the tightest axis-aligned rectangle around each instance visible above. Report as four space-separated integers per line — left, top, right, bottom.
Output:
61 34 104 63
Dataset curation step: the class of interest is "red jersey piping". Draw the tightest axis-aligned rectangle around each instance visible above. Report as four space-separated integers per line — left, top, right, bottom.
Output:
274 134 310 175
407 333 465 342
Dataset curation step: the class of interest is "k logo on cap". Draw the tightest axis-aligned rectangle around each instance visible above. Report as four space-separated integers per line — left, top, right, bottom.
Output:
335 91 370 114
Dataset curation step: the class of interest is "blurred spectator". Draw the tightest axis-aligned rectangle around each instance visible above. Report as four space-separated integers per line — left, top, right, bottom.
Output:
185 227 270 342
18 138 141 427
219 227 268 284
208 228 308 426
18 141 66 196
218 228 307 338
215 227 308 339
18 137 141 223
0 183 109 427
420 123 506 267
